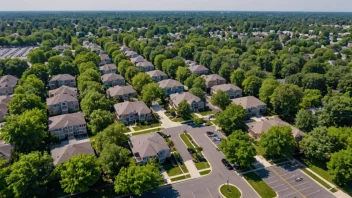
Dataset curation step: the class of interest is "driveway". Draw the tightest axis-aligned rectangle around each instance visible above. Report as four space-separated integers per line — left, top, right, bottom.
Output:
151 105 182 128
205 97 220 114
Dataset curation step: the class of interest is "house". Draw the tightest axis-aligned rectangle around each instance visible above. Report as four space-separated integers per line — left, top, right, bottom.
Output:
49 86 78 98
231 96 267 118
146 70 168 82
129 133 170 164
49 74 76 90
47 94 79 116
50 138 95 165
0 141 14 162
246 116 305 141
0 75 19 96
130 56 146 65
99 53 112 66
186 60 197 66
124 51 139 59
48 112 87 140
101 73 125 87
107 85 137 100
99 64 117 74
120 45 131 53
158 79 184 96
202 74 226 89
136 61 155 72
169 92 205 112
114 101 152 124
189 65 209 75
211 84 242 99
0 95 12 122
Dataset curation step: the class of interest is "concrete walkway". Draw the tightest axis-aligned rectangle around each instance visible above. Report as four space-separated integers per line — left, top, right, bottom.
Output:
125 126 161 135
184 160 201 178
255 155 272 167
160 168 171 184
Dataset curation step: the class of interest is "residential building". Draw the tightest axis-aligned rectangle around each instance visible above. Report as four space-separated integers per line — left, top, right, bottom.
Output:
99 53 112 66
146 70 168 82
47 94 79 116
99 64 117 74
124 50 139 59
169 92 205 112
49 74 76 90
107 85 137 100
211 84 242 99
0 95 12 122
0 141 14 162
158 79 184 96
114 101 152 124
0 75 19 96
130 55 146 65
120 45 131 53
231 96 267 117
246 116 305 141
49 86 78 98
101 73 125 87
186 60 197 66
129 133 170 164
189 65 209 75
136 61 155 72
202 74 226 89
48 112 87 140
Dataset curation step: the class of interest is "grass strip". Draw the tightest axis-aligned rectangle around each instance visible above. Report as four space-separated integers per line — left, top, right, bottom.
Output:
243 172 276 198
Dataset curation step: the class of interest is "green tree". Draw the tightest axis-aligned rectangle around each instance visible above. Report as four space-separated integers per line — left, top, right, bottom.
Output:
242 76 263 97
118 60 134 77
193 76 206 90
27 49 46 64
176 66 191 84
189 87 205 101
295 109 317 132
99 144 130 178
259 78 280 105
259 126 296 158
177 100 192 119
8 94 46 115
47 55 62 75
4 58 29 78
338 73 352 94
141 83 165 106
88 109 115 135
77 68 101 83
215 104 246 135
318 95 352 127
327 149 352 186
211 90 231 109
178 45 193 60
219 64 234 82
94 123 129 153
78 61 97 74
230 68 246 88
184 74 197 89
81 91 111 116
125 66 140 84
60 61 77 76
302 73 327 94
132 73 153 93
16 75 46 98
154 54 167 70
299 89 322 109
193 117 205 125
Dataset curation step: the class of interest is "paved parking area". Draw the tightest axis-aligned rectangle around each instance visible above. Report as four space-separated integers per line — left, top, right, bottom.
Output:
255 163 335 198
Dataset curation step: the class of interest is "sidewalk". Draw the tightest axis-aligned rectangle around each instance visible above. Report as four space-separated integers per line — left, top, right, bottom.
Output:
184 160 201 178
254 155 272 167
125 126 161 135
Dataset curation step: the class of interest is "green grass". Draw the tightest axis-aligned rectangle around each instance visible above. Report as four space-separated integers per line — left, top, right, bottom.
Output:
180 133 195 149
132 122 161 131
170 174 191 182
243 172 276 198
172 117 186 122
301 168 332 189
200 170 211 176
131 128 161 136
272 158 289 164
163 164 183 177
199 110 214 116
220 185 241 198
254 144 266 156
195 162 210 170
180 164 189 173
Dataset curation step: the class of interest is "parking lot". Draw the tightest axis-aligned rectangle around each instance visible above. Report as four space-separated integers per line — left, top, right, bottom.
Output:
255 163 335 198
0 47 36 59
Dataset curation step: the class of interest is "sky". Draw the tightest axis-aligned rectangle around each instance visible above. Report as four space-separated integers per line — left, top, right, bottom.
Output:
1 0 352 12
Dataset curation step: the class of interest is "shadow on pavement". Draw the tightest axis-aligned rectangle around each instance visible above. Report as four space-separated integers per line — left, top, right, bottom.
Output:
139 186 180 198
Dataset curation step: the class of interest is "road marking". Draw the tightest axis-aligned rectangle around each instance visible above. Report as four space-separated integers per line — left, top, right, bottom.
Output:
272 184 284 188
277 188 289 192
207 188 214 198
293 181 309 187
283 174 297 180
267 180 279 184
283 191 298 197
192 192 196 198
304 190 320 197
298 186 313 192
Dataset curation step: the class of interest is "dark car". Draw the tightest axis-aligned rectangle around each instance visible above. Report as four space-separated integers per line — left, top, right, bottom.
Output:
221 159 233 170
157 132 170 138
187 148 196 154
233 165 240 171
206 132 215 137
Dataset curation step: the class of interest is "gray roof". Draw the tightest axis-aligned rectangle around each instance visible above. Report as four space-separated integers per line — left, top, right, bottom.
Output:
99 64 117 71
0 141 14 161
50 138 95 165
46 94 78 105
100 53 110 60
49 86 77 97
211 84 242 92
146 70 168 78
158 79 183 89
0 75 19 88
169 92 201 106
131 56 146 64
136 61 154 67
50 74 75 82
101 73 124 82
202 74 225 83
49 112 86 130
107 85 137 97
0 95 12 116
231 96 266 109
125 50 137 56
130 133 169 159
114 101 151 116
188 65 209 73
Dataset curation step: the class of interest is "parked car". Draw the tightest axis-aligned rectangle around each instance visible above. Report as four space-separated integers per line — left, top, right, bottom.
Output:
157 132 170 138
221 159 233 170
295 177 303 182
187 148 196 154
206 131 215 137
213 137 221 141
233 164 240 171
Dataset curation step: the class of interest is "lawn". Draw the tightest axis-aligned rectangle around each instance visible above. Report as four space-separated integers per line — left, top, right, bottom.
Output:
301 168 332 189
164 164 183 177
180 164 189 173
131 128 161 136
172 114 198 122
200 170 211 176
243 172 276 198
180 133 195 149
132 122 161 131
199 110 214 116
195 162 210 170
170 174 191 182
254 144 266 156
220 185 241 198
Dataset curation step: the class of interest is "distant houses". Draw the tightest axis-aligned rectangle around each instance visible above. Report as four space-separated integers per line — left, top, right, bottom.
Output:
48 112 87 140
114 101 152 124
0 75 19 96
211 84 242 99
101 73 125 87
158 79 184 96
146 70 168 82
169 92 205 112
231 96 267 118
49 74 76 90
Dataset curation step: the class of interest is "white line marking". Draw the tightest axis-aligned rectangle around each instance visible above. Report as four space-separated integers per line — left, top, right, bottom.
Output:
298 186 313 192
277 188 290 192
272 184 284 188
304 190 320 197
283 191 298 198
207 188 213 198
267 180 279 184
293 181 309 187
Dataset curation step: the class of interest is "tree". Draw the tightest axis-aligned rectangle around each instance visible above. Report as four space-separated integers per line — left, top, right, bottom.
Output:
295 109 317 132
154 54 167 70
338 73 352 94
114 162 163 196
300 127 336 161
258 78 280 106
99 144 130 178
125 66 140 83
299 89 322 109
1 109 47 153
88 109 115 135
211 90 231 109
8 94 46 115
6 152 53 198
178 45 193 60
193 76 206 90
219 131 256 168
3 58 29 78
77 68 101 83
193 117 205 125
47 56 62 75
177 100 192 119
328 127 352 151
302 73 327 94
81 91 111 116
60 61 77 76
230 68 246 88
78 61 97 74
215 104 246 135
327 149 352 186
79 81 105 99
184 74 197 89
242 75 263 97
118 60 134 77
94 123 129 153
189 87 205 101
162 59 185 78
27 49 46 64
318 95 352 127
141 83 165 106
270 84 303 121
176 66 191 84
57 154 100 194
259 126 296 158
16 75 46 98
132 73 153 93
219 63 234 82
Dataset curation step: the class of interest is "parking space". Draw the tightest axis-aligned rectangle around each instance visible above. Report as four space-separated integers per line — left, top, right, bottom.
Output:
255 163 335 198
0 47 36 59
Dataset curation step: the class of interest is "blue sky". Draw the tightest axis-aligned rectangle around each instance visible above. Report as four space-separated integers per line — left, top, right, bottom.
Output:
1 0 352 12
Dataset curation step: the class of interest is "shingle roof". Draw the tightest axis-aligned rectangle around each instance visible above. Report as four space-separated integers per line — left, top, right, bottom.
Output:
46 94 78 105
169 92 201 106
131 56 146 64
100 53 110 60
107 85 137 97
114 101 151 116
125 50 137 56
130 133 169 159
158 79 183 89
211 84 242 92
50 74 75 81
188 65 209 73
49 86 77 97
231 96 266 109
202 74 225 82
0 95 12 116
136 61 154 67
0 75 19 88
99 64 117 71
101 73 124 82
146 70 168 78
49 112 86 130
0 141 14 161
